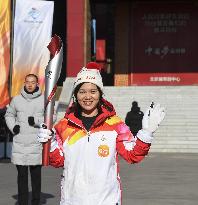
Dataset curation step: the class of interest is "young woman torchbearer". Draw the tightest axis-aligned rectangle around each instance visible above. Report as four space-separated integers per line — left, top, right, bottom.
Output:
38 62 165 205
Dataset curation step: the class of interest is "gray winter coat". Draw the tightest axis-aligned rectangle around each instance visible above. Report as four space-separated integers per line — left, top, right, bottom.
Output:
5 87 44 165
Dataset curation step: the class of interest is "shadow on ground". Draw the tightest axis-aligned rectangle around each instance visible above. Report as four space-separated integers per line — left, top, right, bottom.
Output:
0 158 11 163
12 192 55 205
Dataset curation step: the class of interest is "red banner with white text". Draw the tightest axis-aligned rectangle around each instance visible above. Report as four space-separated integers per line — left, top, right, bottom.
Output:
130 2 198 85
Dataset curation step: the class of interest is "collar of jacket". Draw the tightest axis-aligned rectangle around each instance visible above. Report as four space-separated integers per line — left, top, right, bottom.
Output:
21 86 42 99
64 98 116 130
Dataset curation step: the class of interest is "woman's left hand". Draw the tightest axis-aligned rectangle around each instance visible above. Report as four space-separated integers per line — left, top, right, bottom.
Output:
142 102 165 133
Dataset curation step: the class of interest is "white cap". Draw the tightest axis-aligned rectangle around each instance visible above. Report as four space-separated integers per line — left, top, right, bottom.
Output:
73 62 103 91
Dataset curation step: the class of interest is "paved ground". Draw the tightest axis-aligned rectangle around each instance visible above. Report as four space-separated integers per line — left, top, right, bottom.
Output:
0 153 198 205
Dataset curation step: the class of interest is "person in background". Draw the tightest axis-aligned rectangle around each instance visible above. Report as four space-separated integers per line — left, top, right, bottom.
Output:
0 106 13 159
125 101 144 136
5 74 44 205
37 62 165 205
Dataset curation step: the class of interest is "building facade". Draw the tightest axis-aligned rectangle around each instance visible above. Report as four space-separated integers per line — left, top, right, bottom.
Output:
63 0 198 86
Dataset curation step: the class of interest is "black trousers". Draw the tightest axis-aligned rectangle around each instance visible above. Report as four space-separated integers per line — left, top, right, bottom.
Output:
16 165 42 205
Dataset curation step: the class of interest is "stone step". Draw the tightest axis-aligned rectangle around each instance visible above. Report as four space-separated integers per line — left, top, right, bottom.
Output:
152 140 198 145
155 131 198 136
149 148 198 153
153 136 198 140
151 144 198 149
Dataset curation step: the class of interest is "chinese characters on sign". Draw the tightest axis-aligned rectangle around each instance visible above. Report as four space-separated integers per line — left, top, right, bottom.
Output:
150 76 180 82
145 46 186 58
131 2 198 85
142 13 190 33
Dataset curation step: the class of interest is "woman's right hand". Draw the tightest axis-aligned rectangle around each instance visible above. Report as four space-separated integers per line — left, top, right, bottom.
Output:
37 123 54 143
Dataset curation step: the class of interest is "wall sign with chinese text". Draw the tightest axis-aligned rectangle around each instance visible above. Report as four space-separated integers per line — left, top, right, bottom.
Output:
130 2 198 85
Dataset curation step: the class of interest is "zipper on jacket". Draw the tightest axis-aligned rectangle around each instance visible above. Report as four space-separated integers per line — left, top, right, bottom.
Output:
87 131 91 142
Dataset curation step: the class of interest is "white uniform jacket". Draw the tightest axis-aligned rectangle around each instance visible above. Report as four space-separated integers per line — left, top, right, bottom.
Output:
49 99 151 205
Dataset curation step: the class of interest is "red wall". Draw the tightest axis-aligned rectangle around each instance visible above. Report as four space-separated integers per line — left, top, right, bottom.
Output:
67 0 84 77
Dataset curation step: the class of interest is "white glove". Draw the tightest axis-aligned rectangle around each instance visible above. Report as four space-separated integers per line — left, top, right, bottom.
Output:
142 102 165 133
37 123 55 143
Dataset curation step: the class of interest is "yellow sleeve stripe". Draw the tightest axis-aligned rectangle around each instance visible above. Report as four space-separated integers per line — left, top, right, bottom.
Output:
68 130 86 145
105 116 122 125
61 127 75 141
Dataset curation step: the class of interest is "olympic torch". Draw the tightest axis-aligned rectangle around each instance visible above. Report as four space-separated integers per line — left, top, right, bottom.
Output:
42 35 63 166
